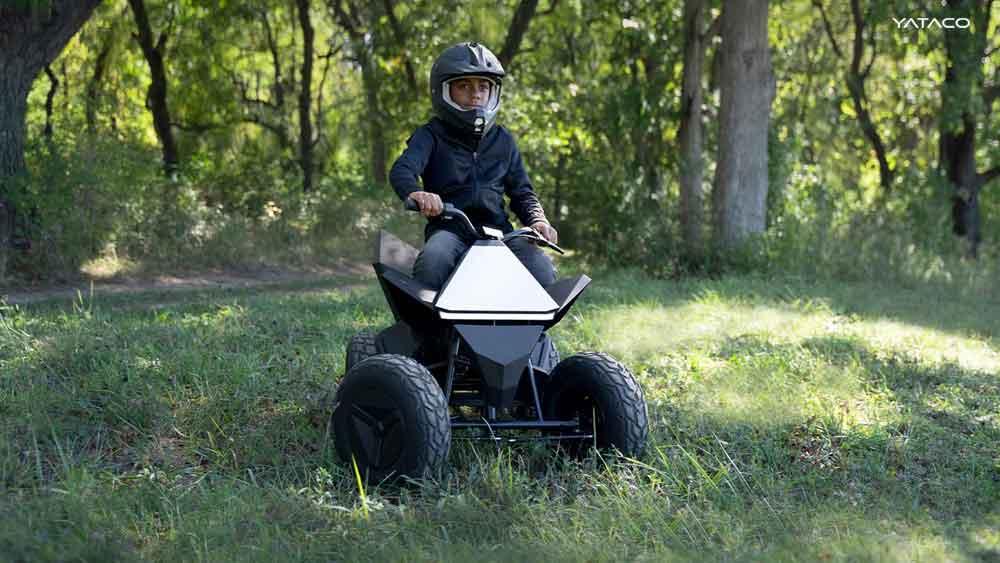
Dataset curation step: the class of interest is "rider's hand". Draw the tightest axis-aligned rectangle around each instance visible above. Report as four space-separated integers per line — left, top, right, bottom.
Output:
408 191 443 218
531 221 558 245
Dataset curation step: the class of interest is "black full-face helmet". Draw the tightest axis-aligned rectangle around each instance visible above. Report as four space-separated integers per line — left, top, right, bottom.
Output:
430 42 506 137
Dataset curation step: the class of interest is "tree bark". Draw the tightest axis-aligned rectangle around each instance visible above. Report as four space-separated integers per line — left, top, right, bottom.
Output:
127 0 179 177
939 0 993 258
0 1 100 182
713 0 775 248
678 0 707 262
294 0 316 192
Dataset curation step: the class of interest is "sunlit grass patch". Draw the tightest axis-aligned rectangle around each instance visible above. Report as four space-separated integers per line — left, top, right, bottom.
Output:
80 253 141 280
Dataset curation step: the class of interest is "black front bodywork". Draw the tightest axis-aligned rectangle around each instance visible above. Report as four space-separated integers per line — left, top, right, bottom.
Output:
372 230 590 435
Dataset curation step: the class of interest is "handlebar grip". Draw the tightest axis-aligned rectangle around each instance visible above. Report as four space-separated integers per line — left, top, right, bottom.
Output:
404 197 420 212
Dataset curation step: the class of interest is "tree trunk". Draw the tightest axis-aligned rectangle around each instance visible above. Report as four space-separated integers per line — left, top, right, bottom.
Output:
0 67 31 257
939 0 993 259
1 89 23 166
678 0 706 262
713 0 774 248
359 39 387 184
0 1 100 182
86 31 115 135
0 1 100 277
294 0 315 192
127 0 179 177
847 0 893 194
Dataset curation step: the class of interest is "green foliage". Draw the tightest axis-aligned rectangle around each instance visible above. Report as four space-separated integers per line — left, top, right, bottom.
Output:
6 0 1000 282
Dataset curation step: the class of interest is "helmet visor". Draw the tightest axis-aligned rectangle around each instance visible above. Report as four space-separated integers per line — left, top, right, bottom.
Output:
441 76 501 113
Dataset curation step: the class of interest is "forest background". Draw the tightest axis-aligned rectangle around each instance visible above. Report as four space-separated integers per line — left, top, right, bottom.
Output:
0 0 998 290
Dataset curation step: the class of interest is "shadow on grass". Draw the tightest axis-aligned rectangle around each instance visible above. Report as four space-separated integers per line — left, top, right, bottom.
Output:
677 332 1000 558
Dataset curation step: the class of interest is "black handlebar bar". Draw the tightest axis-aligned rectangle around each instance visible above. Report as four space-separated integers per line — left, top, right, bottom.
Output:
404 197 479 239
403 196 564 254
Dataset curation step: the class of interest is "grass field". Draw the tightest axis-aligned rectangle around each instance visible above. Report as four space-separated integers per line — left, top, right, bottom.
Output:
1 267 998 561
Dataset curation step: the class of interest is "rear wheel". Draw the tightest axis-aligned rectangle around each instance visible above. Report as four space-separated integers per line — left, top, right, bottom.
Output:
345 330 379 372
542 352 648 458
333 354 450 482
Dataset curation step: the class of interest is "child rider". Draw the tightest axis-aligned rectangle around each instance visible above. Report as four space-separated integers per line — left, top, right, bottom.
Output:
389 41 559 291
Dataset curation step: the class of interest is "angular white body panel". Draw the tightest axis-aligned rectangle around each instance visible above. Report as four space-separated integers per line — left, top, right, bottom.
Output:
435 243 558 316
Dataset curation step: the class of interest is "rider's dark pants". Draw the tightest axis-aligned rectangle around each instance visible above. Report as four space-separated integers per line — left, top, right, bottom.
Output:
413 229 557 290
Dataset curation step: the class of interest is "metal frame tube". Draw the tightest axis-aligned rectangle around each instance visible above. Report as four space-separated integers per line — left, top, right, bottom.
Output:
526 359 544 422
443 330 460 400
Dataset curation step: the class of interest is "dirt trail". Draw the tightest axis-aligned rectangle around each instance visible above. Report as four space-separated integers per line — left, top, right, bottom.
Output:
1 263 371 306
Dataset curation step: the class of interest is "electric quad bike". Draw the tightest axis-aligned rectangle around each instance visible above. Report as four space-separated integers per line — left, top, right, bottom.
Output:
332 200 648 481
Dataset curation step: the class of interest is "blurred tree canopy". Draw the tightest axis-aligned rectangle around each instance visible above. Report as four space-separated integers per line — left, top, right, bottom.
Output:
0 0 998 280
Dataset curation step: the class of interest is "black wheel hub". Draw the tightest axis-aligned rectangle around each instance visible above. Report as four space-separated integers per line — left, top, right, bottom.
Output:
347 401 404 470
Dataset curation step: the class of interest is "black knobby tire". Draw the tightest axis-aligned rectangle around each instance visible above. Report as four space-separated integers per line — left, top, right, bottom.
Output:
333 354 450 482
345 330 379 373
542 352 648 458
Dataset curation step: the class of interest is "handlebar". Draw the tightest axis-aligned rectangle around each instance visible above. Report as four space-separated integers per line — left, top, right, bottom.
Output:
502 228 565 254
404 196 564 254
404 197 479 240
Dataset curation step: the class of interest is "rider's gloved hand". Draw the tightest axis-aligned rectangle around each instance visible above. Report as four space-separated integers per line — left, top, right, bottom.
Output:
408 191 444 217
531 221 558 245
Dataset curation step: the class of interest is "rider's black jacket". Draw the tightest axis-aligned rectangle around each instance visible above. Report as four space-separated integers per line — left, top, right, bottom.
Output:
389 118 546 239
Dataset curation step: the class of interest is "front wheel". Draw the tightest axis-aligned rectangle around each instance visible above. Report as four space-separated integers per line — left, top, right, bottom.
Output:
333 354 450 482
542 352 648 458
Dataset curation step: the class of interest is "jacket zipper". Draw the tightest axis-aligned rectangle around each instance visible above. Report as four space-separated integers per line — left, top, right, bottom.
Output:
472 151 479 200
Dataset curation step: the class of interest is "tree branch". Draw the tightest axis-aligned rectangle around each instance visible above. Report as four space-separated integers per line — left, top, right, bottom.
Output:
328 0 363 40
537 0 560 16
814 0 843 59
845 0 893 193
980 166 1000 188
258 8 285 108
849 0 864 75
862 27 876 78
498 0 539 69
170 120 224 133
241 113 289 146
232 73 280 111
